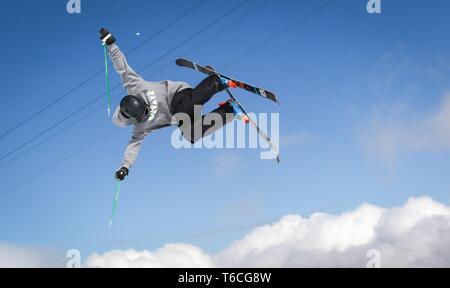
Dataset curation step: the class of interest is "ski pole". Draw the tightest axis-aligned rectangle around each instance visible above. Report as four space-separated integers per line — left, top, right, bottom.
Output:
225 89 280 163
103 44 112 117
108 180 122 228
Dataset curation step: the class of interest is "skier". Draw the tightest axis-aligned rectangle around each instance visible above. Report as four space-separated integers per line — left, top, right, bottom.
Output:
99 28 238 181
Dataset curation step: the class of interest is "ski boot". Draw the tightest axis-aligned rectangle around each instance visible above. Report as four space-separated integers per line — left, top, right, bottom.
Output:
206 65 237 90
220 77 237 89
218 99 249 124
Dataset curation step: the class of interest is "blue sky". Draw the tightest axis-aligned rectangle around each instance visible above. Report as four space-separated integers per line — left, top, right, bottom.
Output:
1 0 450 260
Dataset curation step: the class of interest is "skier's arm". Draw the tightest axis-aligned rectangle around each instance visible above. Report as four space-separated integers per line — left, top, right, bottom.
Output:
99 28 144 92
120 128 150 170
108 44 144 93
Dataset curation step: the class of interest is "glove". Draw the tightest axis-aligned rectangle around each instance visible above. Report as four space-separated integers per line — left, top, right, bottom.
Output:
115 167 129 181
99 28 116 46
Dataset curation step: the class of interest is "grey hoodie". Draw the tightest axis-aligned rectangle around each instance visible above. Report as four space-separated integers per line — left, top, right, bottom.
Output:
108 43 191 169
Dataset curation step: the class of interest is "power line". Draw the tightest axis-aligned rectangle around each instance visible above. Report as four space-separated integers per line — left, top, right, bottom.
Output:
0 128 120 198
0 0 251 194
98 206 337 247
142 0 272 79
0 0 249 164
0 97 104 162
121 0 207 56
98 216 282 248
0 0 208 141
0 0 336 198
0 101 107 169
138 0 250 73
0 0 268 169
223 0 338 69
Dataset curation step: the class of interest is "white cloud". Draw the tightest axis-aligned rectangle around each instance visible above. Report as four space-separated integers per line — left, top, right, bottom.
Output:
1 197 449 268
85 244 214 268
362 94 450 167
84 197 450 268
0 243 63 268
369 47 410 93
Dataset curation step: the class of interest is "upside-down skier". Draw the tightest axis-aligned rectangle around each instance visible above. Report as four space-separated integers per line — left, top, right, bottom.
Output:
99 28 239 182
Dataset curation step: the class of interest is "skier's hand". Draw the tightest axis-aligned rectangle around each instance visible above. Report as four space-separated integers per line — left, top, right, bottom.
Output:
115 167 129 181
99 28 116 46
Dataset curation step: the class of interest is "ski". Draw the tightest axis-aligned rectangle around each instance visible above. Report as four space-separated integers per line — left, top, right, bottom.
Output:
176 58 280 105
176 59 281 162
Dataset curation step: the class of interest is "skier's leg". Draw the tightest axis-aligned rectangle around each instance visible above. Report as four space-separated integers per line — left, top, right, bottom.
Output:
189 103 235 143
171 75 223 118
172 88 195 117
172 81 235 143
190 74 226 106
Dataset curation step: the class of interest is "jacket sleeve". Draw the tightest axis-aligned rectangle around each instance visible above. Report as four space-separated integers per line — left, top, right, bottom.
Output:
108 43 144 93
120 127 150 169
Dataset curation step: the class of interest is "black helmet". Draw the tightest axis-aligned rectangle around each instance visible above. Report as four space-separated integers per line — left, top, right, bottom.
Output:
120 95 149 121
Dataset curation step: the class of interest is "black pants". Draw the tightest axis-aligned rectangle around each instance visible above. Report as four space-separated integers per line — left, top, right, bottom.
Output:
171 75 233 143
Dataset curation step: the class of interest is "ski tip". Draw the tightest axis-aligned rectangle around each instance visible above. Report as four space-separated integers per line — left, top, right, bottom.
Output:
175 58 187 65
272 96 281 106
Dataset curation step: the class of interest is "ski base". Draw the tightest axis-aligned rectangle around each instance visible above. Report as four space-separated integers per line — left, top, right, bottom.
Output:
176 58 280 105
